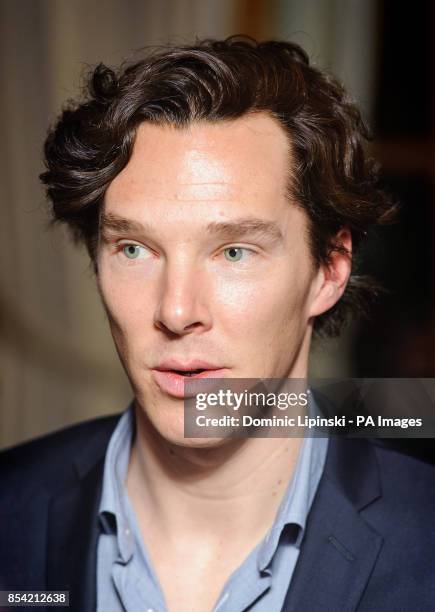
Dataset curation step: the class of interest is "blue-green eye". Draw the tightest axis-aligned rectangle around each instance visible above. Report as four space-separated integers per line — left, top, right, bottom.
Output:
224 247 245 262
122 244 145 259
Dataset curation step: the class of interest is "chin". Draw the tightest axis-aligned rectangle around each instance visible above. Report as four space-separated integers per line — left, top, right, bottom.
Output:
152 413 235 449
167 435 232 449
133 395 230 449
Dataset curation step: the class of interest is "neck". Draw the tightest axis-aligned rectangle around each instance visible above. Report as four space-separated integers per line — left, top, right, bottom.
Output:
126 332 311 546
128 409 303 546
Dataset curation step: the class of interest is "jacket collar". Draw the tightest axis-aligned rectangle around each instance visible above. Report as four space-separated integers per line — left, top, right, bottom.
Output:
324 435 382 511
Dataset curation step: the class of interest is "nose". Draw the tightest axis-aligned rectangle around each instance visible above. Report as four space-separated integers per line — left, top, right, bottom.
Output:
153 257 212 336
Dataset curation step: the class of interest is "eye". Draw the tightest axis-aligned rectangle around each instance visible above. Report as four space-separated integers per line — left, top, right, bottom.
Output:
121 244 148 260
223 247 246 262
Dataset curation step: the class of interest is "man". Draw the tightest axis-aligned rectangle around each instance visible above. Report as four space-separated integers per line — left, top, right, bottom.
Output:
1 37 434 612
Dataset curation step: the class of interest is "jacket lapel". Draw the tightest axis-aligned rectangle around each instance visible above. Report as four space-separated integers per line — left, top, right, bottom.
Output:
282 437 384 612
46 458 104 612
46 416 120 612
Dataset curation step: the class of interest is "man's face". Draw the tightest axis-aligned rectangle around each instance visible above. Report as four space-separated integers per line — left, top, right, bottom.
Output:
97 114 330 445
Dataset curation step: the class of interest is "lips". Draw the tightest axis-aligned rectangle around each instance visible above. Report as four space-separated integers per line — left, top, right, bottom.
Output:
152 360 228 398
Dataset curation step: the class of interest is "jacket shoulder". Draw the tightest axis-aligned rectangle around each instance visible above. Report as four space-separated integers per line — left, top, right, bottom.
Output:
368 441 435 526
373 441 435 495
0 413 121 501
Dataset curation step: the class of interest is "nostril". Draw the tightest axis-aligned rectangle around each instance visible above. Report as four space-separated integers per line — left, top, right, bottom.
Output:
154 320 179 337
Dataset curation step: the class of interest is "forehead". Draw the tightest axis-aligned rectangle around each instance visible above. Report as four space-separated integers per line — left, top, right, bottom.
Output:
105 113 292 211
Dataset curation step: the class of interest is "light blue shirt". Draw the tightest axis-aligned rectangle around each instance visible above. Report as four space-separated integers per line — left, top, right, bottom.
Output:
97 404 328 611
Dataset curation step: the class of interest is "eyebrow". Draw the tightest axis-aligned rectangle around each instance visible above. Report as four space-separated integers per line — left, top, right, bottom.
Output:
99 212 284 244
99 212 152 240
205 218 284 243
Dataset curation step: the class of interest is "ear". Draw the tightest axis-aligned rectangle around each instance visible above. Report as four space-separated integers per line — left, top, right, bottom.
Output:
307 228 352 319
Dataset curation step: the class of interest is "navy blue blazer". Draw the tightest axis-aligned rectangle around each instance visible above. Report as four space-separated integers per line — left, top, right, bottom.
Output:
1 414 434 611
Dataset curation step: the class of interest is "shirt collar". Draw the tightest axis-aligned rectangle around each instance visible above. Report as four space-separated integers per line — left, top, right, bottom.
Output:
257 398 329 572
99 398 329 574
98 402 136 563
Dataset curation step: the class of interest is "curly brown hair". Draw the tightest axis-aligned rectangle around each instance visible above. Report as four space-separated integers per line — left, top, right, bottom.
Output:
40 35 395 337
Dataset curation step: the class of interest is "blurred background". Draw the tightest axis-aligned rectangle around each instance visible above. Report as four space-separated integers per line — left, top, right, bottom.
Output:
1 0 434 449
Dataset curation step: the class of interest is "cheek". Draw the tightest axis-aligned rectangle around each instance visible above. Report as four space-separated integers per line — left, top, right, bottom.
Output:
97 266 154 350
212 263 311 337
212 275 259 319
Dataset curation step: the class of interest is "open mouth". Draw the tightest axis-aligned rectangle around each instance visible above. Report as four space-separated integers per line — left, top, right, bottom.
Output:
152 366 228 398
171 369 206 377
